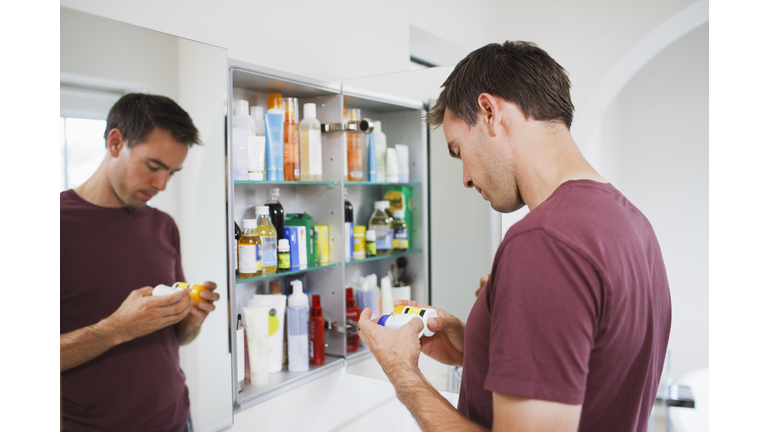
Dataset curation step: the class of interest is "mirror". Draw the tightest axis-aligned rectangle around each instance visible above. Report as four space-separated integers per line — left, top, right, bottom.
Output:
342 68 499 394
60 7 233 430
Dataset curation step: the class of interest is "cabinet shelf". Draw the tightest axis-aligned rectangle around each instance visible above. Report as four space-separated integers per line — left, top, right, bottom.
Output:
344 249 422 265
234 180 339 186
344 181 421 187
237 356 345 409
236 262 340 284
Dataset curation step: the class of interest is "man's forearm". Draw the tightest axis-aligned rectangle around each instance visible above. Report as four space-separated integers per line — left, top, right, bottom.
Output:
390 368 488 432
60 318 123 372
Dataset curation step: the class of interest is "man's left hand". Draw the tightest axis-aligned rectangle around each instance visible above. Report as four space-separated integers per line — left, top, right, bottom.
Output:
357 307 424 379
181 281 220 329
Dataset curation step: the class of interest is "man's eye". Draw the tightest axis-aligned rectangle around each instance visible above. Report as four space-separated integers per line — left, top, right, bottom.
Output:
148 164 159 171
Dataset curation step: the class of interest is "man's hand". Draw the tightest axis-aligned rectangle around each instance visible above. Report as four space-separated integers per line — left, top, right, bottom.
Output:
394 300 466 367
358 306 424 377
476 273 491 297
176 281 220 345
61 286 193 371
108 286 194 343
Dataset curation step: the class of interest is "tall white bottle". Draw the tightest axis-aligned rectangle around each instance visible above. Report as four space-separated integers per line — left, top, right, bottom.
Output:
232 99 255 180
287 280 309 372
299 103 323 181
247 106 266 181
373 121 387 183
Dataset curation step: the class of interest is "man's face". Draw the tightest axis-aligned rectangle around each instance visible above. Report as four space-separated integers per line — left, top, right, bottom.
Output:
108 127 188 208
442 108 524 213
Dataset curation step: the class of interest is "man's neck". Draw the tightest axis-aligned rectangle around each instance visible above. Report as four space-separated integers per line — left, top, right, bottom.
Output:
73 160 126 208
516 128 606 211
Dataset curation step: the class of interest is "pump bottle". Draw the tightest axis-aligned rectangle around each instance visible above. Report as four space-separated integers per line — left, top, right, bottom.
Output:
287 280 309 372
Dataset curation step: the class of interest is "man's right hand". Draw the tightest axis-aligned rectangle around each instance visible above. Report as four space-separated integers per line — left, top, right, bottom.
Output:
61 286 194 371
393 300 465 368
107 286 194 344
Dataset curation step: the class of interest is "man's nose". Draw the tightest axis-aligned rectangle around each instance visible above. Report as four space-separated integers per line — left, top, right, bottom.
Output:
152 171 170 191
463 166 474 188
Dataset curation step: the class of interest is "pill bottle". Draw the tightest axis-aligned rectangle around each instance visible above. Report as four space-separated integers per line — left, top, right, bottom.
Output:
353 225 367 260
277 239 291 273
239 219 262 277
365 230 377 257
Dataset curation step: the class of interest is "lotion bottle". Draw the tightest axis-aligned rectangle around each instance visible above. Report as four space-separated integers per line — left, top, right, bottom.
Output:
299 103 323 181
373 121 387 183
287 280 309 372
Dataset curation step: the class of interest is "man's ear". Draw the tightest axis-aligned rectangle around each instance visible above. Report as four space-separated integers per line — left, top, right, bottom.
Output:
105 128 126 157
477 93 501 137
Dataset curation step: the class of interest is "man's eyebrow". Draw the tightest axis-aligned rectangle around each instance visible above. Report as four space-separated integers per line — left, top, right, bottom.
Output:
147 158 182 172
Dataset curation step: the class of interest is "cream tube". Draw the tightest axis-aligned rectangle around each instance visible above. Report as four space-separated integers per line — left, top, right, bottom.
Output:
250 295 287 373
264 112 285 181
395 144 409 183
243 306 270 385
386 148 399 183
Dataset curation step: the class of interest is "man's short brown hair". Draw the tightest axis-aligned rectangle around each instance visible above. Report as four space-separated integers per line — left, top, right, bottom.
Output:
104 93 201 148
426 41 574 129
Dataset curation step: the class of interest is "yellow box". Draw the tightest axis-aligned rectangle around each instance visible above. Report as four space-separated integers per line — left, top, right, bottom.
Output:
316 225 330 265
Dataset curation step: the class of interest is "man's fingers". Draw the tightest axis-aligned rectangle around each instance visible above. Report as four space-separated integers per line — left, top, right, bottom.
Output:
428 316 463 333
203 280 217 291
404 315 424 334
135 286 154 297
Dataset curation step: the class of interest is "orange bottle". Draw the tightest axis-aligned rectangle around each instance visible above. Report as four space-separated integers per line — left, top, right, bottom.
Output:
346 108 363 181
282 97 300 181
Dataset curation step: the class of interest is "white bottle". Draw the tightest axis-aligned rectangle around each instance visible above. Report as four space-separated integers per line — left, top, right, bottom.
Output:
247 106 266 181
373 121 387 183
287 280 309 372
366 273 381 318
300 103 323 181
232 100 255 180
380 275 394 315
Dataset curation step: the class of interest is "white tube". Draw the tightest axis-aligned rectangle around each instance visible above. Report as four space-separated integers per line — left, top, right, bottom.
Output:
251 295 287 373
380 275 394 315
386 148 399 183
243 306 270 385
395 144 409 183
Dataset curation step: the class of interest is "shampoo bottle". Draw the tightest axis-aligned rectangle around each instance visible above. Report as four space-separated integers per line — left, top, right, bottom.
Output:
309 294 325 365
233 99 255 180
282 97 300 181
287 280 309 372
373 121 387 183
247 106 266 181
299 103 323 181
346 108 363 181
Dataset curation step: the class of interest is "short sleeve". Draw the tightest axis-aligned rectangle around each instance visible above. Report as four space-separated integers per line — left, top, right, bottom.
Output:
169 218 186 283
484 229 602 405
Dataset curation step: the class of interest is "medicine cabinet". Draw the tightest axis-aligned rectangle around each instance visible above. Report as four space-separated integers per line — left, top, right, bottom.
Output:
226 59 430 411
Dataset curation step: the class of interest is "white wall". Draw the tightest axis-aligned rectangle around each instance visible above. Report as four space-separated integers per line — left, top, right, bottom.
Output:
596 23 709 380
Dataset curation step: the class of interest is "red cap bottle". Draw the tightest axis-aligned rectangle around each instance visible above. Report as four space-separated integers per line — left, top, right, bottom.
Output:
345 287 361 353
309 294 325 365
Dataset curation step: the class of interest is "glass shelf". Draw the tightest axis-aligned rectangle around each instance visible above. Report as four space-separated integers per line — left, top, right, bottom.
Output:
238 355 345 409
344 249 422 265
234 180 339 186
236 262 340 284
344 181 421 186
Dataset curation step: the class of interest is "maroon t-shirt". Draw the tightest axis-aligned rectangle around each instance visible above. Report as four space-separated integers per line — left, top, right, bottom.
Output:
60 190 189 432
459 180 671 431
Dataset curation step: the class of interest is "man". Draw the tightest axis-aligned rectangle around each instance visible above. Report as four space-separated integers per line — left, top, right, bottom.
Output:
358 41 671 431
60 93 221 431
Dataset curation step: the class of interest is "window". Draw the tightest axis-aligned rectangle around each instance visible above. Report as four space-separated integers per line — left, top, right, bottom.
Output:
60 117 107 191
59 72 147 191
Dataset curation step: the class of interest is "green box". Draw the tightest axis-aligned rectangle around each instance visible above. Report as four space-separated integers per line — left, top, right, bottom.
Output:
285 213 318 265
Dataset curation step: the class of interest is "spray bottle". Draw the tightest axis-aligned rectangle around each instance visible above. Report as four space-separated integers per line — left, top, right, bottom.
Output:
287 280 309 372
309 295 325 365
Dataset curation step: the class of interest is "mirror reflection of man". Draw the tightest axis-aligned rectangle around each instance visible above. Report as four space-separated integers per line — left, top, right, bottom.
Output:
60 93 220 432
359 41 671 431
